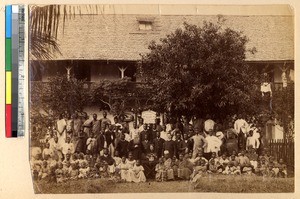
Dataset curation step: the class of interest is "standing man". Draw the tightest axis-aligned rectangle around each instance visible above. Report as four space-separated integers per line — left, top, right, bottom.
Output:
153 131 165 158
100 111 111 129
190 127 206 159
163 133 177 158
91 113 101 137
140 124 150 142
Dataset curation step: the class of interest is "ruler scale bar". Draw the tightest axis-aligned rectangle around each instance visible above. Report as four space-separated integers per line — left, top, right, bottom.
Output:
18 5 25 137
12 5 19 137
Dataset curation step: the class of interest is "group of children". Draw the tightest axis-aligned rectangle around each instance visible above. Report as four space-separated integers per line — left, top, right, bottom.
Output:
30 111 289 184
31 143 287 184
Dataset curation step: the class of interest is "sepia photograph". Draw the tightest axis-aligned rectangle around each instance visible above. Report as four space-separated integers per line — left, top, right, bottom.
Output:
28 4 294 193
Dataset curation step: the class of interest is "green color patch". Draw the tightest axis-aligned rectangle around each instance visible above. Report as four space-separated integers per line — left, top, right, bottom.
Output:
5 38 12 71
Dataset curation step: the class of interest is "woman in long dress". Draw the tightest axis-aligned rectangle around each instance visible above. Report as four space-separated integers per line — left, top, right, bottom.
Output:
56 114 67 147
129 160 146 183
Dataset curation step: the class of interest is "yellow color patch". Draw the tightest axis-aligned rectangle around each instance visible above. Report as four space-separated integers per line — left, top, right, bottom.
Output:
6 71 12 104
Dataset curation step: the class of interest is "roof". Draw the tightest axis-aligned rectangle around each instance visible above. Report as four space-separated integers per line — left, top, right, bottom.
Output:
31 5 294 61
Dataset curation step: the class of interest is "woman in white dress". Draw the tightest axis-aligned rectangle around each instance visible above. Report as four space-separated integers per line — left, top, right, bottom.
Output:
56 114 67 147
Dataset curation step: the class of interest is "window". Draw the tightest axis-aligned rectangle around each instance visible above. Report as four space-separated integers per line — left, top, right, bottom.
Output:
139 21 153 30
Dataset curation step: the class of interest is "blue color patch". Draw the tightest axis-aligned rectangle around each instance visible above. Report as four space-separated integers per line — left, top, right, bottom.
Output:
5 5 12 38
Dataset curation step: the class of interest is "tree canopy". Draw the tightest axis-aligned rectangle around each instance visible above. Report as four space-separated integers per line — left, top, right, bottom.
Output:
138 21 260 120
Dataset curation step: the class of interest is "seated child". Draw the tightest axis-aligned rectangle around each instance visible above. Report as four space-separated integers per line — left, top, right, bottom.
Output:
238 150 252 174
62 161 71 180
155 158 166 182
129 160 146 183
113 151 122 171
268 156 279 177
218 154 229 173
71 153 79 165
78 161 90 179
208 159 218 174
177 153 193 180
255 156 268 176
163 151 175 180
88 164 100 178
42 142 54 161
171 156 179 178
277 158 287 178
246 146 258 170
118 156 130 182
224 155 241 175
39 160 50 180
55 162 64 183
191 159 207 183
69 162 79 180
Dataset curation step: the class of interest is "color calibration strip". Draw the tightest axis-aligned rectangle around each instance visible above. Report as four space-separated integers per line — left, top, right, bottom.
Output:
5 5 25 137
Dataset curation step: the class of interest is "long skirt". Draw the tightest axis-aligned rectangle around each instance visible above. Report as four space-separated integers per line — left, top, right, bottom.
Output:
178 168 192 180
166 169 174 180
155 170 167 182
129 170 146 183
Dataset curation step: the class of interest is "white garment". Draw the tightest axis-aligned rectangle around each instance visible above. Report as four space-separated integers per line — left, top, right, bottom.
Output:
246 136 260 149
204 135 222 153
160 130 168 141
62 142 74 155
234 119 249 134
261 82 272 93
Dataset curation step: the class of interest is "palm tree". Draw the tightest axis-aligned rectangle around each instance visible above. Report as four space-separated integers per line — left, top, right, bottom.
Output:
29 5 101 59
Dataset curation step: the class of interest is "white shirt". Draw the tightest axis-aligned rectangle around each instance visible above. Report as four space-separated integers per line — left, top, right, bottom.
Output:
234 119 249 134
160 130 168 141
62 142 74 155
204 135 222 153
247 136 260 149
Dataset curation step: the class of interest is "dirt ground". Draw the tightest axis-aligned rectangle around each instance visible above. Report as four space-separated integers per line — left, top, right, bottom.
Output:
33 175 294 194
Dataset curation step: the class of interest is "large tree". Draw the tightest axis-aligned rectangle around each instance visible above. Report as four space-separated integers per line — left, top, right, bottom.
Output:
272 83 295 139
139 21 260 120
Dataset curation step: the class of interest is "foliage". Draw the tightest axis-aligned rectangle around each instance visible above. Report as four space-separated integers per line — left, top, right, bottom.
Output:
91 77 152 116
138 21 260 120
272 83 294 139
31 74 89 116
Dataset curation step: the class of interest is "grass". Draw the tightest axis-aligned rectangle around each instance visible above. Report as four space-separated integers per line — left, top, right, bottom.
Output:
33 175 294 194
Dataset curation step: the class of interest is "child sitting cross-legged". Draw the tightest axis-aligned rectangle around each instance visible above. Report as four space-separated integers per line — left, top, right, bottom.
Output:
78 161 90 179
69 162 79 180
191 159 208 183
55 162 64 183
223 155 241 175
155 158 167 182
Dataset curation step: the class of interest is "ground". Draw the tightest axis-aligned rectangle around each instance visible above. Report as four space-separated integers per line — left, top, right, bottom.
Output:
33 175 294 194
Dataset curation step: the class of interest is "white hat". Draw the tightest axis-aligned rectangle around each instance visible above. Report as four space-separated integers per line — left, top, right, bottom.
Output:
204 119 215 132
164 150 169 155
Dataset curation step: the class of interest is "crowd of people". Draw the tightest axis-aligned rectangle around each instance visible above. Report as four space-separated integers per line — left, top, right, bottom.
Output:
30 111 288 184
